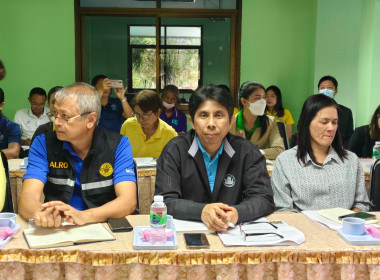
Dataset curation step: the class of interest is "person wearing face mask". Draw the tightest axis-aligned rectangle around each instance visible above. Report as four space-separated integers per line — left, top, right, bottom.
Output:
317 75 353 148
290 75 354 149
159 85 187 135
230 81 285 160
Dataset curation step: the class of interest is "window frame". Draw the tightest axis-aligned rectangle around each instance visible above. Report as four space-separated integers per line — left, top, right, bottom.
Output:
74 0 242 102
128 24 203 93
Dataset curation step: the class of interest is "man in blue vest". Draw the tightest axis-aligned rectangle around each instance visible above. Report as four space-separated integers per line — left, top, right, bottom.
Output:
19 83 137 227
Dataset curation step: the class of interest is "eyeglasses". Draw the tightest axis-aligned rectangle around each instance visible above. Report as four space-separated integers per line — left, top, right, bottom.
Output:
239 221 283 242
133 111 154 121
52 112 92 124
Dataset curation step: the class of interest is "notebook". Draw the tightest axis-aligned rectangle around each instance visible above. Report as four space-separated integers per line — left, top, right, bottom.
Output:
23 223 115 249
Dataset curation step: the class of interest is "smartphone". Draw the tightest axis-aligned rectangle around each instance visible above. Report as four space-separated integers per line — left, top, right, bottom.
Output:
184 233 210 249
338 212 376 221
109 79 123 89
107 217 133 232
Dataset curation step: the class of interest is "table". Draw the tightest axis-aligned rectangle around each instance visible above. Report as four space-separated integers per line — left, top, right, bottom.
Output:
7 159 372 214
1 213 380 280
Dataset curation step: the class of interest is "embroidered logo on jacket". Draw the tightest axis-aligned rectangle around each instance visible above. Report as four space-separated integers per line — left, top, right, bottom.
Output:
223 174 236 188
99 163 113 177
49 161 69 168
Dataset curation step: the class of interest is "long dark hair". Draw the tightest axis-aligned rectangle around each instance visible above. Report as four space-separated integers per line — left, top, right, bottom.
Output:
297 94 347 164
265 85 284 118
238 81 268 139
369 105 380 140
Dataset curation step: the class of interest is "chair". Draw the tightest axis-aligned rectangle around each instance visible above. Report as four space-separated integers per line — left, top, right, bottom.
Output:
370 158 380 211
0 151 14 213
133 159 140 214
276 118 289 150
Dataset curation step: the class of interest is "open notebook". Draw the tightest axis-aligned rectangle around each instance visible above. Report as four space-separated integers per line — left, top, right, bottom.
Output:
23 223 115 249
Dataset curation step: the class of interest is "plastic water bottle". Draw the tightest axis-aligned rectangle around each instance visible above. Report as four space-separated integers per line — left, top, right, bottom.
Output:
150 195 167 245
373 141 380 162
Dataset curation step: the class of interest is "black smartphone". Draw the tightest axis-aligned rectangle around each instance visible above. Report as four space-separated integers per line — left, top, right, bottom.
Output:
107 217 133 232
184 233 210 249
338 212 376 221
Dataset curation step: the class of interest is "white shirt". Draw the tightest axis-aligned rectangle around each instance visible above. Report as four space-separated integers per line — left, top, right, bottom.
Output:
13 107 50 139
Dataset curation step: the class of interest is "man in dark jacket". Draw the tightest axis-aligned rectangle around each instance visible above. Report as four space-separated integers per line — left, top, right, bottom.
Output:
317 75 353 148
291 75 354 149
155 85 275 232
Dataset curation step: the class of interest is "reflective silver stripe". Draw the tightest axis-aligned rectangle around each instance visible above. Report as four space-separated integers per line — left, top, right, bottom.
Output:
82 179 113 190
224 138 235 158
188 136 199 157
47 177 75 187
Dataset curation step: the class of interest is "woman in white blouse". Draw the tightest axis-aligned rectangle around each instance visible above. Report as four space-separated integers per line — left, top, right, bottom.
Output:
271 94 370 212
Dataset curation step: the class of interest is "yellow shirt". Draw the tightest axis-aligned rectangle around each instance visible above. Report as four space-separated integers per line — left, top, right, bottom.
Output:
266 109 294 126
120 117 177 158
233 107 240 116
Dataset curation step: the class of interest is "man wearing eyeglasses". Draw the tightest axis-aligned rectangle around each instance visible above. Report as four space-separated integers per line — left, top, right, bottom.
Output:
155 85 275 232
14 87 50 146
18 83 137 227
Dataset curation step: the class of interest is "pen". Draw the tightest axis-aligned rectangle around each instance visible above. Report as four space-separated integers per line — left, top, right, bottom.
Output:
225 221 235 228
28 218 67 224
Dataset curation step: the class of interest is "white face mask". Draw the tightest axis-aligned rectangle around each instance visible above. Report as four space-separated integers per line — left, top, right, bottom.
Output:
163 101 175 109
246 99 266 116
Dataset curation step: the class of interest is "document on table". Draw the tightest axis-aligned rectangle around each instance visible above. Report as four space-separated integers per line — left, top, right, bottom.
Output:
134 157 157 168
173 218 213 234
303 208 378 230
302 210 343 230
218 217 305 246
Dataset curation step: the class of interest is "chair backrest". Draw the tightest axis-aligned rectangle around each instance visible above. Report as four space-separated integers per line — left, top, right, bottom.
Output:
276 118 289 150
370 158 380 211
0 151 14 213
133 159 140 215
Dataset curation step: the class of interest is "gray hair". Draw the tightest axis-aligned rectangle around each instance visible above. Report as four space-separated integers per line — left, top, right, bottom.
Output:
55 82 101 122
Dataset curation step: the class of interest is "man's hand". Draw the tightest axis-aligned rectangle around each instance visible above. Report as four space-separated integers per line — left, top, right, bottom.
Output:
97 78 112 98
114 86 127 100
42 201 90 225
224 207 239 226
201 203 234 232
33 206 63 228
22 138 31 146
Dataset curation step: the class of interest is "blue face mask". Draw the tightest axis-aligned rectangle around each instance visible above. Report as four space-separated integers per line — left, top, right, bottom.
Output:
319 89 335 99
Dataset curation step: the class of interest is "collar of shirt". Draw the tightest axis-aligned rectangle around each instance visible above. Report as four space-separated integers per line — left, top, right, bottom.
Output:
160 107 178 121
303 146 340 167
135 117 165 141
62 141 83 162
28 107 49 118
196 135 224 192
196 135 224 163
236 110 261 139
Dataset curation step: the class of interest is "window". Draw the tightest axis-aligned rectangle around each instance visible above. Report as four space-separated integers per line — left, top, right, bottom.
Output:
128 25 202 92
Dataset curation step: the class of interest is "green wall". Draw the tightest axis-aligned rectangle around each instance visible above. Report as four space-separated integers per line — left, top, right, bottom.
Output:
1 0 379 127
314 0 362 125
0 0 75 120
315 0 380 127
241 0 318 126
